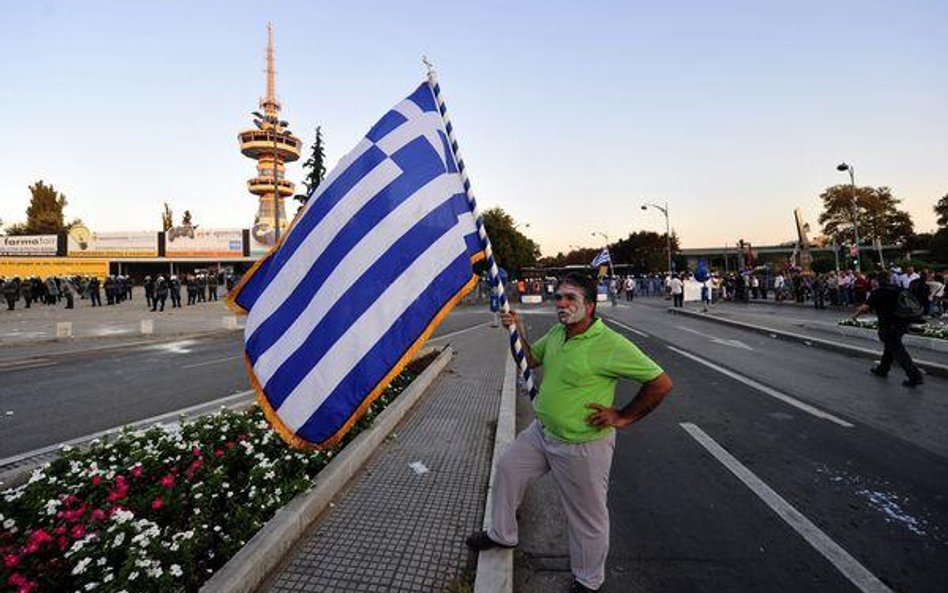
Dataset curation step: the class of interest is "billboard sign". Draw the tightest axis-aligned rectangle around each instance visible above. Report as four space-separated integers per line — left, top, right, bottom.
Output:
0 235 58 256
165 228 244 258
67 226 158 257
0 258 109 279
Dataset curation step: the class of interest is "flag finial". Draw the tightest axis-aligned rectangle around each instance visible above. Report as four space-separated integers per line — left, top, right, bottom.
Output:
421 55 435 76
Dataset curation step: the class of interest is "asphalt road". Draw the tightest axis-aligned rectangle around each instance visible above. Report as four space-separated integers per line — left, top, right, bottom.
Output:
0 308 494 460
514 300 947 593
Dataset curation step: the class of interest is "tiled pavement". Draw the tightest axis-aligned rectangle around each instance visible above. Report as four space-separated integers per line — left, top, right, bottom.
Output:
265 326 508 593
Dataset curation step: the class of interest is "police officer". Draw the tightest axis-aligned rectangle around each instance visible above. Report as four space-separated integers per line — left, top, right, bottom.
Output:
3 277 20 311
208 273 219 302
89 276 102 307
170 275 182 308
152 275 169 312
143 275 155 309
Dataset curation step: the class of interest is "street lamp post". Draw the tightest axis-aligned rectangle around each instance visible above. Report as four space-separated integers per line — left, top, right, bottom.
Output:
836 162 861 271
641 201 672 276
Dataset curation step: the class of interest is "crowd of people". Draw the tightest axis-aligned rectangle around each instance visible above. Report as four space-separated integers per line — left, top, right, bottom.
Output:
510 265 947 319
1 273 239 312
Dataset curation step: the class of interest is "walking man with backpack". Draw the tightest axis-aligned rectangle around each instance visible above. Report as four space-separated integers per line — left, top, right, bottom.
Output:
852 272 924 387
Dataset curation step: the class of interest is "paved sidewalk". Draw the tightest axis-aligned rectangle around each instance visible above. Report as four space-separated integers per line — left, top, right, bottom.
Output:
263 325 508 593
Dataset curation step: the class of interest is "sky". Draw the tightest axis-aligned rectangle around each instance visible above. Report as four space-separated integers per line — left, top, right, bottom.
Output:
1 0 945 257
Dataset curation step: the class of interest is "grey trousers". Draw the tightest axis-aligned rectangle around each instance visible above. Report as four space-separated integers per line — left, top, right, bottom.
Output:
488 420 616 590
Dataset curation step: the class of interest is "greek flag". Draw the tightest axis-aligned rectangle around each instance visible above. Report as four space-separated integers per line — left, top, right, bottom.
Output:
229 82 485 449
591 248 611 267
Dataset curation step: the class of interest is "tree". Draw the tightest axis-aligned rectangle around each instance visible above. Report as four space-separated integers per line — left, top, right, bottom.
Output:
610 231 681 273
161 202 174 232
294 126 327 208
480 208 540 273
4 180 81 235
817 184 914 248
935 193 948 228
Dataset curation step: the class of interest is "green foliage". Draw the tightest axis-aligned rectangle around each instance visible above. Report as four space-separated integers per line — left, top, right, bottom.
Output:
4 180 81 235
480 207 540 272
818 184 914 248
295 126 327 208
930 228 948 265
611 231 680 272
935 193 948 228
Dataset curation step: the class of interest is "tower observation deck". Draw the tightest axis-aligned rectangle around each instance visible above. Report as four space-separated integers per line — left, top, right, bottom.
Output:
238 23 301 249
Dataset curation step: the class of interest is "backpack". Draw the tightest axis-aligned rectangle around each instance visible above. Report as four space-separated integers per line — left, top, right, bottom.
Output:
893 289 925 322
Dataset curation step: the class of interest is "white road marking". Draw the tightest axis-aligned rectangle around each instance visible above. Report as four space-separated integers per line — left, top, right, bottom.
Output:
676 325 754 350
428 321 493 342
680 423 894 593
604 318 649 338
0 390 255 468
146 340 197 354
667 345 854 428
182 355 244 369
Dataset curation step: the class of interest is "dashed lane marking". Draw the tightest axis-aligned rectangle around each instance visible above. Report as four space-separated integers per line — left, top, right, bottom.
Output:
680 422 893 593
668 345 854 428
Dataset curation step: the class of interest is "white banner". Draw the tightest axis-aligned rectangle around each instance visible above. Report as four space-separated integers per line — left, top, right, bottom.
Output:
67 230 158 257
166 228 243 257
0 235 58 256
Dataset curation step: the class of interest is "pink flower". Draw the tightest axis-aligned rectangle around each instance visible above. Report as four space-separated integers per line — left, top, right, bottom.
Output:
3 554 19 568
90 509 106 522
54 526 67 536
57 536 69 551
130 465 144 478
225 441 235 449
159 474 175 489
192 446 202 457
91 475 101 486
213 449 224 458
69 525 85 539
151 496 164 510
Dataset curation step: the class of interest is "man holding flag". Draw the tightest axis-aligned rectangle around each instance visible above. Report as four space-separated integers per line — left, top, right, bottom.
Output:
466 272 673 593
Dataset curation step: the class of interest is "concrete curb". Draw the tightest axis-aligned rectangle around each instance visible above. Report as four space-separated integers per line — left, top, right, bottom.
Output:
199 346 454 593
473 354 517 593
831 322 948 354
667 308 948 379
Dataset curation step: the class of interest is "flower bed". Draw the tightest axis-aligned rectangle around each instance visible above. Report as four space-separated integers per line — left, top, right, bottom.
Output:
1 353 437 593
838 318 948 340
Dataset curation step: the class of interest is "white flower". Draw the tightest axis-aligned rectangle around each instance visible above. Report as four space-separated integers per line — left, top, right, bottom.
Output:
213 525 221 532
84 582 98 590
72 557 92 575
112 509 134 524
113 532 126 547
97 557 107 566
2 518 14 529
170 564 183 577
147 566 163 579
128 571 139 581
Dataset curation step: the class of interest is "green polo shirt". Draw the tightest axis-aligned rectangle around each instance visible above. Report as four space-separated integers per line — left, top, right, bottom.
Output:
531 318 664 443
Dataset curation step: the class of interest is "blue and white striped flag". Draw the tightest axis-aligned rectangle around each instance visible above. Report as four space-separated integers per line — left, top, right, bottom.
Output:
591 248 611 267
229 82 485 449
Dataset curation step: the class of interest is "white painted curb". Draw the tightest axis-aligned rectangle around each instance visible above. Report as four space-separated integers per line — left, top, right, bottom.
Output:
473 354 517 593
199 346 454 593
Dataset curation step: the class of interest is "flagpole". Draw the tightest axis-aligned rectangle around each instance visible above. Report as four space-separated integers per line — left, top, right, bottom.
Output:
424 59 538 399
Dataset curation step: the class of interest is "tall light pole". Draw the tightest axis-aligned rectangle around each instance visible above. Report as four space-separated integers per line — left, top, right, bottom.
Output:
590 231 614 278
641 201 672 275
836 162 861 271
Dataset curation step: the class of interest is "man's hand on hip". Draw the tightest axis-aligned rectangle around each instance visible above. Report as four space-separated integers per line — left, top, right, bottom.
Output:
585 403 632 429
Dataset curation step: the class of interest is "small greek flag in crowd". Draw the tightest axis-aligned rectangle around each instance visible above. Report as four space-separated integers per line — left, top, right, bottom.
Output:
591 248 611 267
229 82 485 449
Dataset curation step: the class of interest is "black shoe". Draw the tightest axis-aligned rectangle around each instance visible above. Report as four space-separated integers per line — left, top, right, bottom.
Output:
465 530 513 551
869 366 888 378
903 377 924 388
569 580 599 593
